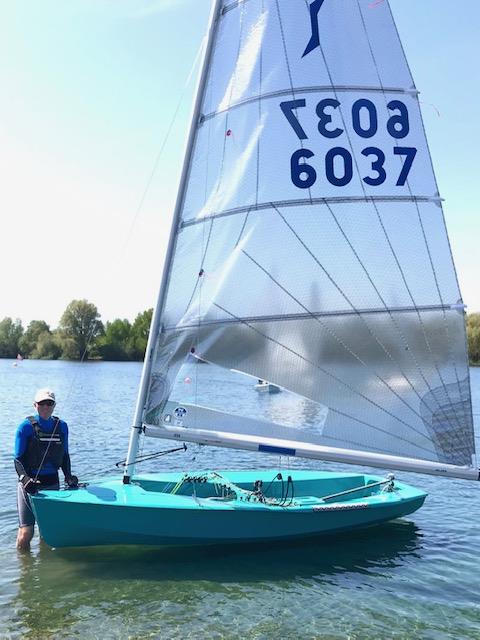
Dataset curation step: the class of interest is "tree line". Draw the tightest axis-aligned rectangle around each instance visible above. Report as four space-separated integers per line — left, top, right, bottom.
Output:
466 313 480 365
0 299 152 361
1 301 480 364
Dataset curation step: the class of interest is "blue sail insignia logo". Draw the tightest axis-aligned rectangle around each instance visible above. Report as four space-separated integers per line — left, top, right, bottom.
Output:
303 0 327 58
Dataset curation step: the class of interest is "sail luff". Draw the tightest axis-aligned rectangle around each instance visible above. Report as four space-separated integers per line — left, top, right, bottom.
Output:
123 0 224 481
144 423 479 481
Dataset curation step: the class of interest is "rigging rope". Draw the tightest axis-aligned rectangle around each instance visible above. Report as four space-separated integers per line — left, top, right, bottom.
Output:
27 38 207 483
72 445 188 481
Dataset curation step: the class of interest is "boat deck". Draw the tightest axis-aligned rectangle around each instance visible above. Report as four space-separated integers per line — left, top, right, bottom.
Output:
34 469 424 512
31 469 427 547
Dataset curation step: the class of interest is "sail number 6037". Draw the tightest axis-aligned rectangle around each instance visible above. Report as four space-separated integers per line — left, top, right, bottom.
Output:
280 98 417 188
291 146 417 188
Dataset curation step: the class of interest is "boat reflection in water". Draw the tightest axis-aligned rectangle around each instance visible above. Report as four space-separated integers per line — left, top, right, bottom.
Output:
12 520 422 638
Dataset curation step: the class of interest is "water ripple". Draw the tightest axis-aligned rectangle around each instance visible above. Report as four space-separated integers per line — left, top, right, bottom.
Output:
0 361 479 640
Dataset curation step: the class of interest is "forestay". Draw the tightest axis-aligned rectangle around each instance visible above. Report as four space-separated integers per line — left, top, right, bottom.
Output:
140 0 476 477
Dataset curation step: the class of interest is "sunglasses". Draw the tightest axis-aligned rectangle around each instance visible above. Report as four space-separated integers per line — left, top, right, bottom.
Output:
37 400 55 407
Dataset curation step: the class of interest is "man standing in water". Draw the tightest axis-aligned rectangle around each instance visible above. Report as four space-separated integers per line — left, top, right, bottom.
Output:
14 389 78 551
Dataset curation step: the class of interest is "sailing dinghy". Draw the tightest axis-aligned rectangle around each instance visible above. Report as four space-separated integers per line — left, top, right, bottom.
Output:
32 0 477 548
255 380 281 394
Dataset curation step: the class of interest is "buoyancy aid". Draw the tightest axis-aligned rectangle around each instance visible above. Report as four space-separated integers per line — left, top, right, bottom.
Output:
21 416 65 473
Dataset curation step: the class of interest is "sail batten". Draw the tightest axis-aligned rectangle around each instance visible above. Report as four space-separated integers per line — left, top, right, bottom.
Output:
166 303 459 331
142 0 475 477
200 85 417 123
180 195 442 228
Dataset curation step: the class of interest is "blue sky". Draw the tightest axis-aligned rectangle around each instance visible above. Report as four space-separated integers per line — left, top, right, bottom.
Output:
1 0 478 328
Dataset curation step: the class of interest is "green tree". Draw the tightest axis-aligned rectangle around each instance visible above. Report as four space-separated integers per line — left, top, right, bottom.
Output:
0 317 24 358
128 308 152 360
58 299 103 360
96 318 132 361
34 330 62 360
466 313 480 365
19 320 51 357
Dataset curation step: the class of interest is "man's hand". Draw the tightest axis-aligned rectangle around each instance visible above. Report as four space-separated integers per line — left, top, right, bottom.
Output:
65 475 79 488
19 475 41 495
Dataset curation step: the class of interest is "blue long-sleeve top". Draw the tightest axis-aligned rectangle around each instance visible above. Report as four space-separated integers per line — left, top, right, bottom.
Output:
14 414 69 476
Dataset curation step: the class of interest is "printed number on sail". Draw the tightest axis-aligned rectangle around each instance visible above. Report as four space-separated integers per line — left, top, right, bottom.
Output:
280 98 417 188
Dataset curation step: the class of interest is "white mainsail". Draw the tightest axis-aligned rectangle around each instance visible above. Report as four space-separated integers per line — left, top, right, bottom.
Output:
128 0 476 480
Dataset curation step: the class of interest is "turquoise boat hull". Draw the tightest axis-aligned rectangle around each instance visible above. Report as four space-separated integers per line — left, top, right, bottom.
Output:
31 470 427 548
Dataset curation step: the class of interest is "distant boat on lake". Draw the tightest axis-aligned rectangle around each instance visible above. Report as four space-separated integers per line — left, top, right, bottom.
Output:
255 380 281 394
12 353 23 367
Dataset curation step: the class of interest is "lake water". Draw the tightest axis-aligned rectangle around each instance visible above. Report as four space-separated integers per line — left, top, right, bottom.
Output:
0 359 479 639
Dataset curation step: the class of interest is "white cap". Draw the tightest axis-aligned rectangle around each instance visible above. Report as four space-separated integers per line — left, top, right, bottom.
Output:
34 388 56 403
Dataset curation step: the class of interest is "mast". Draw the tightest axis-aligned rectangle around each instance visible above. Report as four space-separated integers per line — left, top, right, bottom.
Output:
123 0 223 483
